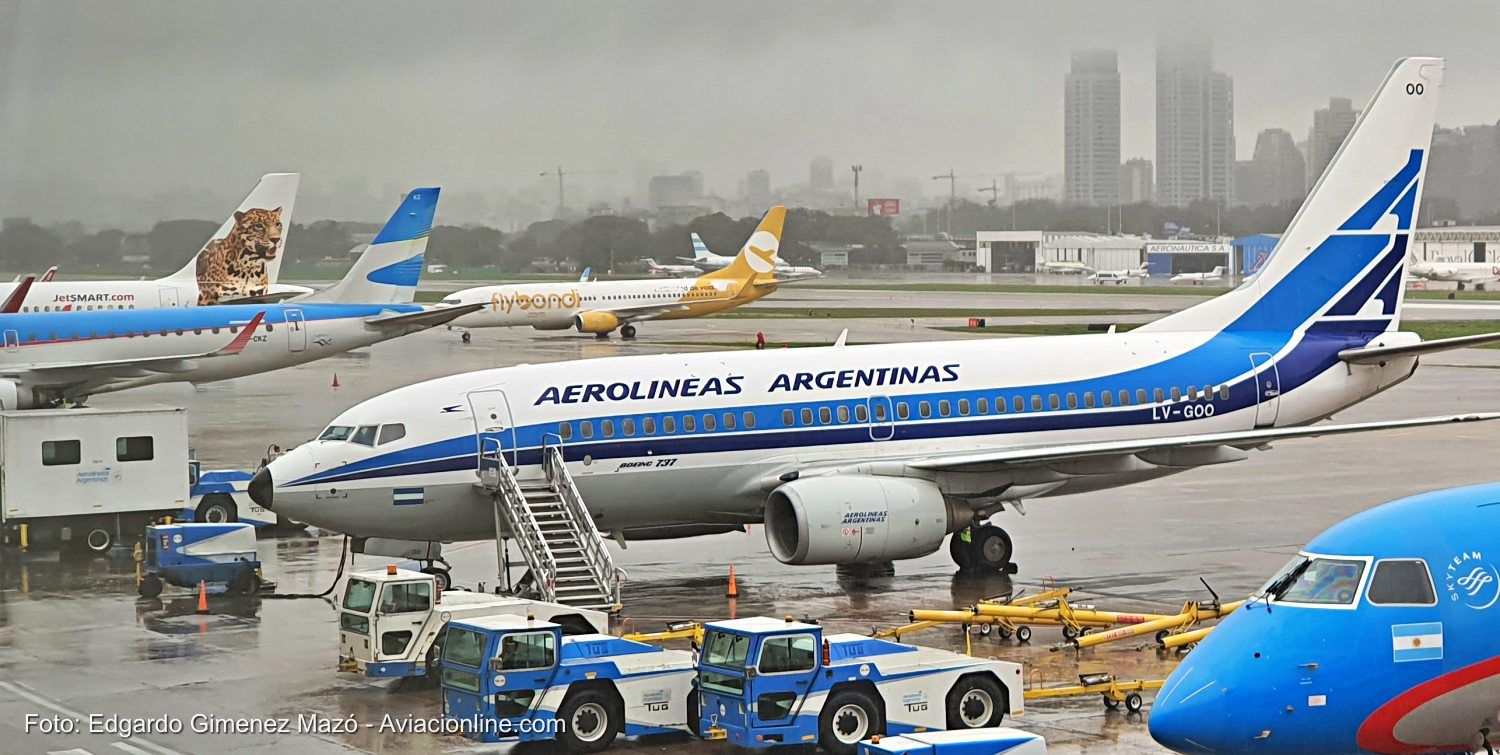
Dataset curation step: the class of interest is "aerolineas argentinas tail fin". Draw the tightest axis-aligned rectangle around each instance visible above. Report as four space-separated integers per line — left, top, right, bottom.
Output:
703 206 786 286
1139 58 1442 335
299 187 439 305
165 173 300 306
691 232 712 262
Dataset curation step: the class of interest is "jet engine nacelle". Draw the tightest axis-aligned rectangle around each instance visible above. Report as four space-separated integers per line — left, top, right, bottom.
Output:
0 379 42 410
573 311 621 334
765 475 973 565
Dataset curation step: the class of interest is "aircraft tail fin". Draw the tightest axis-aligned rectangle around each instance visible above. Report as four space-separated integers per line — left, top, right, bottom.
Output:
1138 58 1442 335
702 206 785 287
164 173 300 305
691 232 712 262
298 187 439 305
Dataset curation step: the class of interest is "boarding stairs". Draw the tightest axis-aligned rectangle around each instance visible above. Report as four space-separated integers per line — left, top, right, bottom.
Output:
477 439 624 612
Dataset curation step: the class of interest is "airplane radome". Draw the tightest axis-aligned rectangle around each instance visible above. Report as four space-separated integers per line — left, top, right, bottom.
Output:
1150 483 1500 753
254 58 1500 577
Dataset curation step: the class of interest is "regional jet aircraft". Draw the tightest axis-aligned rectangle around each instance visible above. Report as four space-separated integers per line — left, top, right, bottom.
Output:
1151 482 1500 754
0 173 312 311
683 232 822 281
255 59 1499 574
439 209 792 339
0 187 479 409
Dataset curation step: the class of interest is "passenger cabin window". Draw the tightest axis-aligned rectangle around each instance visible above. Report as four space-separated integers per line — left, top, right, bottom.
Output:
581 422 594 439
351 425 379 446
722 413 735 430
116 436 154 462
1066 393 1078 409
977 398 988 414
1084 392 1095 408
1367 559 1437 606
662 416 676 434
643 417 656 435
377 424 406 445
42 439 81 466
1170 387 1183 402
1263 556 1367 606
600 419 615 438
743 411 756 429
836 406 850 423
1030 396 1042 412
782 409 794 427
622 418 636 436
801 408 814 425
559 422 572 440
1219 385 1231 400
918 401 931 418
1153 388 1165 403
1100 391 1112 407
938 400 951 417
896 403 909 420
818 407 831 424
855 405 869 422
1048 394 1060 411
703 414 716 431
684 415 698 433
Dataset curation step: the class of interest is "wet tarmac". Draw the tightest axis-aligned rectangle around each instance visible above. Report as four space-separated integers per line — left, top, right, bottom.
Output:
6 283 1500 753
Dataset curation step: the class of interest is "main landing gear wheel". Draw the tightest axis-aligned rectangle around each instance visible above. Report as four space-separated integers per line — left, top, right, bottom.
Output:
460 331 471 344
950 525 1015 574
620 324 637 339
421 566 452 592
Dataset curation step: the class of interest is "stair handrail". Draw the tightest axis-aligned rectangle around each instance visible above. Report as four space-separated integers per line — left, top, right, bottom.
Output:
480 435 558 601
540 437 625 607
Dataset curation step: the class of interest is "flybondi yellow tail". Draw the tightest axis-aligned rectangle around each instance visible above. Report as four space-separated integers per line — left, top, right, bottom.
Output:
704 205 786 287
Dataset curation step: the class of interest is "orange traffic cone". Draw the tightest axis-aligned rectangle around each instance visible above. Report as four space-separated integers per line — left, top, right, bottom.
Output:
726 566 739 598
196 580 209 613
331 373 341 389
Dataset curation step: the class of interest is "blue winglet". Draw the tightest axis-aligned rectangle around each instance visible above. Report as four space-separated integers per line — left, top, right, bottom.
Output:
372 187 440 244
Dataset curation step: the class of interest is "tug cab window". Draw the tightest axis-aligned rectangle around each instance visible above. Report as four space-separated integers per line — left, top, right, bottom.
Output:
1262 555 1367 606
1367 559 1437 606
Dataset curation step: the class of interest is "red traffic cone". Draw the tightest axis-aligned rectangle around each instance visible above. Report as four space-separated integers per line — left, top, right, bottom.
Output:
726 566 739 598
331 373 341 389
196 580 209 613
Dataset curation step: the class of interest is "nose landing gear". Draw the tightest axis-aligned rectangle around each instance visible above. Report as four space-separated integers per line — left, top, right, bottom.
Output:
950 525 1017 574
419 561 452 591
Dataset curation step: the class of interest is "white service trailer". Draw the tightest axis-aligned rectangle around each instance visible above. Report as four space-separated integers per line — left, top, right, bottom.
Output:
1 406 191 553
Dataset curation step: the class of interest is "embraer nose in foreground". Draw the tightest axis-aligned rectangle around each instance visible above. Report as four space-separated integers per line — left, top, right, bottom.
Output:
1149 663 1235 752
248 467 274 510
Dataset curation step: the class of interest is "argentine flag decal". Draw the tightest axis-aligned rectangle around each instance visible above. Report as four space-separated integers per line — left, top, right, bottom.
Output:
1391 622 1443 662
393 487 425 506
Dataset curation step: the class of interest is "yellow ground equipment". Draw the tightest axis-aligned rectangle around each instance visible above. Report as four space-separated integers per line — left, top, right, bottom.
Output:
1024 672 1164 713
1055 599 1243 652
885 588 1074 645
621 620 705 646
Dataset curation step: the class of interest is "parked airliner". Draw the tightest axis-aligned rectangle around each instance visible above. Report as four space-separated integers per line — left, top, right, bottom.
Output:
642 258 702 277
1407 252 1500 287
1 173 312 312
0 187 479 409
1151 482 1500 754
254 59 1499 574
684 232 822 281
439 208 791 339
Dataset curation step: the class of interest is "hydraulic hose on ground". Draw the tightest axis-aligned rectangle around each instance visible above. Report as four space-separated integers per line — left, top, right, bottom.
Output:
262 535 349 601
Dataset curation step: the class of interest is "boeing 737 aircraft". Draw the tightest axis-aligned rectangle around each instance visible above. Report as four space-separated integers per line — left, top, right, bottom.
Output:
1 173 312 312
439 208 791 339
1151 483 1500 754
0 187 479 409
684 232 822 281
254 59 1500 574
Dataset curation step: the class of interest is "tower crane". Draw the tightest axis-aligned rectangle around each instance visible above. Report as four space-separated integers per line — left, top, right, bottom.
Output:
539 166 618 216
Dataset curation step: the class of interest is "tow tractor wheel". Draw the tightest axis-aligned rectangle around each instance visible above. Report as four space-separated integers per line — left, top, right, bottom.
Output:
946 675 1005 729
621 324 637 339
421 566 452 592
969 525 1014 572
819 688 882 755
197 495 237 524
557 689 621 753
138 574 163 599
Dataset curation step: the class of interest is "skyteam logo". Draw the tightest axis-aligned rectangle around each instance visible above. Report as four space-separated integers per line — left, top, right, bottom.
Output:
1444 551 1499 610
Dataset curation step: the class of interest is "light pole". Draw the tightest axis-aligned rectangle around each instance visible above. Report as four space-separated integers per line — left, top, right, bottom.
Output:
851 165 863 213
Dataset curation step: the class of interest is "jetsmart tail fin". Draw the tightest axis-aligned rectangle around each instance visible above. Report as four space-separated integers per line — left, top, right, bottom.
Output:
298 187 439 305
1139 58 1442 335
703 206 785 286
164 173 300 306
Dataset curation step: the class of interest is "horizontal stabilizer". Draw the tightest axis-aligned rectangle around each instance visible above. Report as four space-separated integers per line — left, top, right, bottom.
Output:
364 303 482 330
1339 331 1500 364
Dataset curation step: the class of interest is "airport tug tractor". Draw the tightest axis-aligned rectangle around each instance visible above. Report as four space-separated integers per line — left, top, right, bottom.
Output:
698 617 1025 755
337 566 608 680
137 523 263 598
439 615 699 752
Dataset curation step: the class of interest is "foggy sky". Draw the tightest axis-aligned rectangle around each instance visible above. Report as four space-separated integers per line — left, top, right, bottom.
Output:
4 0 1499 227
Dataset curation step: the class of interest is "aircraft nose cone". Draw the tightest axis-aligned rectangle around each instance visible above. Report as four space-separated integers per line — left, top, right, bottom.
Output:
1149 672 1232 753
248 467 274 510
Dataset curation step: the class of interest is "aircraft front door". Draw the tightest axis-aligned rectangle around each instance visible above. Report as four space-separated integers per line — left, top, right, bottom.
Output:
3 330 17 352
1249 352 1281 428
867 395 894 440
467 389 517 472
285 308 307 352
157 288 181 308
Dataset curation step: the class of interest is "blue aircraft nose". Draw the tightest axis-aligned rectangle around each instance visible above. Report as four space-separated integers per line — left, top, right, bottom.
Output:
1149 660 1235 753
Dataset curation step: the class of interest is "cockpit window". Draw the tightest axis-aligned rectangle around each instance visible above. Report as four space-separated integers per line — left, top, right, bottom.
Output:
350 425 379 446
319 425 355 441
1367 559 1437 606
377 424 406 445
1262 556 1366 605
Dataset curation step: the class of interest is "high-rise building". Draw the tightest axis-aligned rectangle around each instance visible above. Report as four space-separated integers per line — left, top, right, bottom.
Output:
1120 158 1155 204
810 158 834 191
1306 97 1359 190
1155 38 1234 207
745 169 771 207
648 174 698 208
1236 128 1306 206
1427 122 1500 220
1064 49 1121 206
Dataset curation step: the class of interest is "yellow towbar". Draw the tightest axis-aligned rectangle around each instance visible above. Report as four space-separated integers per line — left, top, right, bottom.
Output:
1058 599 1244 651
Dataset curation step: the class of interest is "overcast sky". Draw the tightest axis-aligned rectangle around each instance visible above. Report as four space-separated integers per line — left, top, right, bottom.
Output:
3 0 1499 225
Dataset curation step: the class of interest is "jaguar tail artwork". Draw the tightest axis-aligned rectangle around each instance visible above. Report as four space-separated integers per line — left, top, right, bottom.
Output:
163 173 300 305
